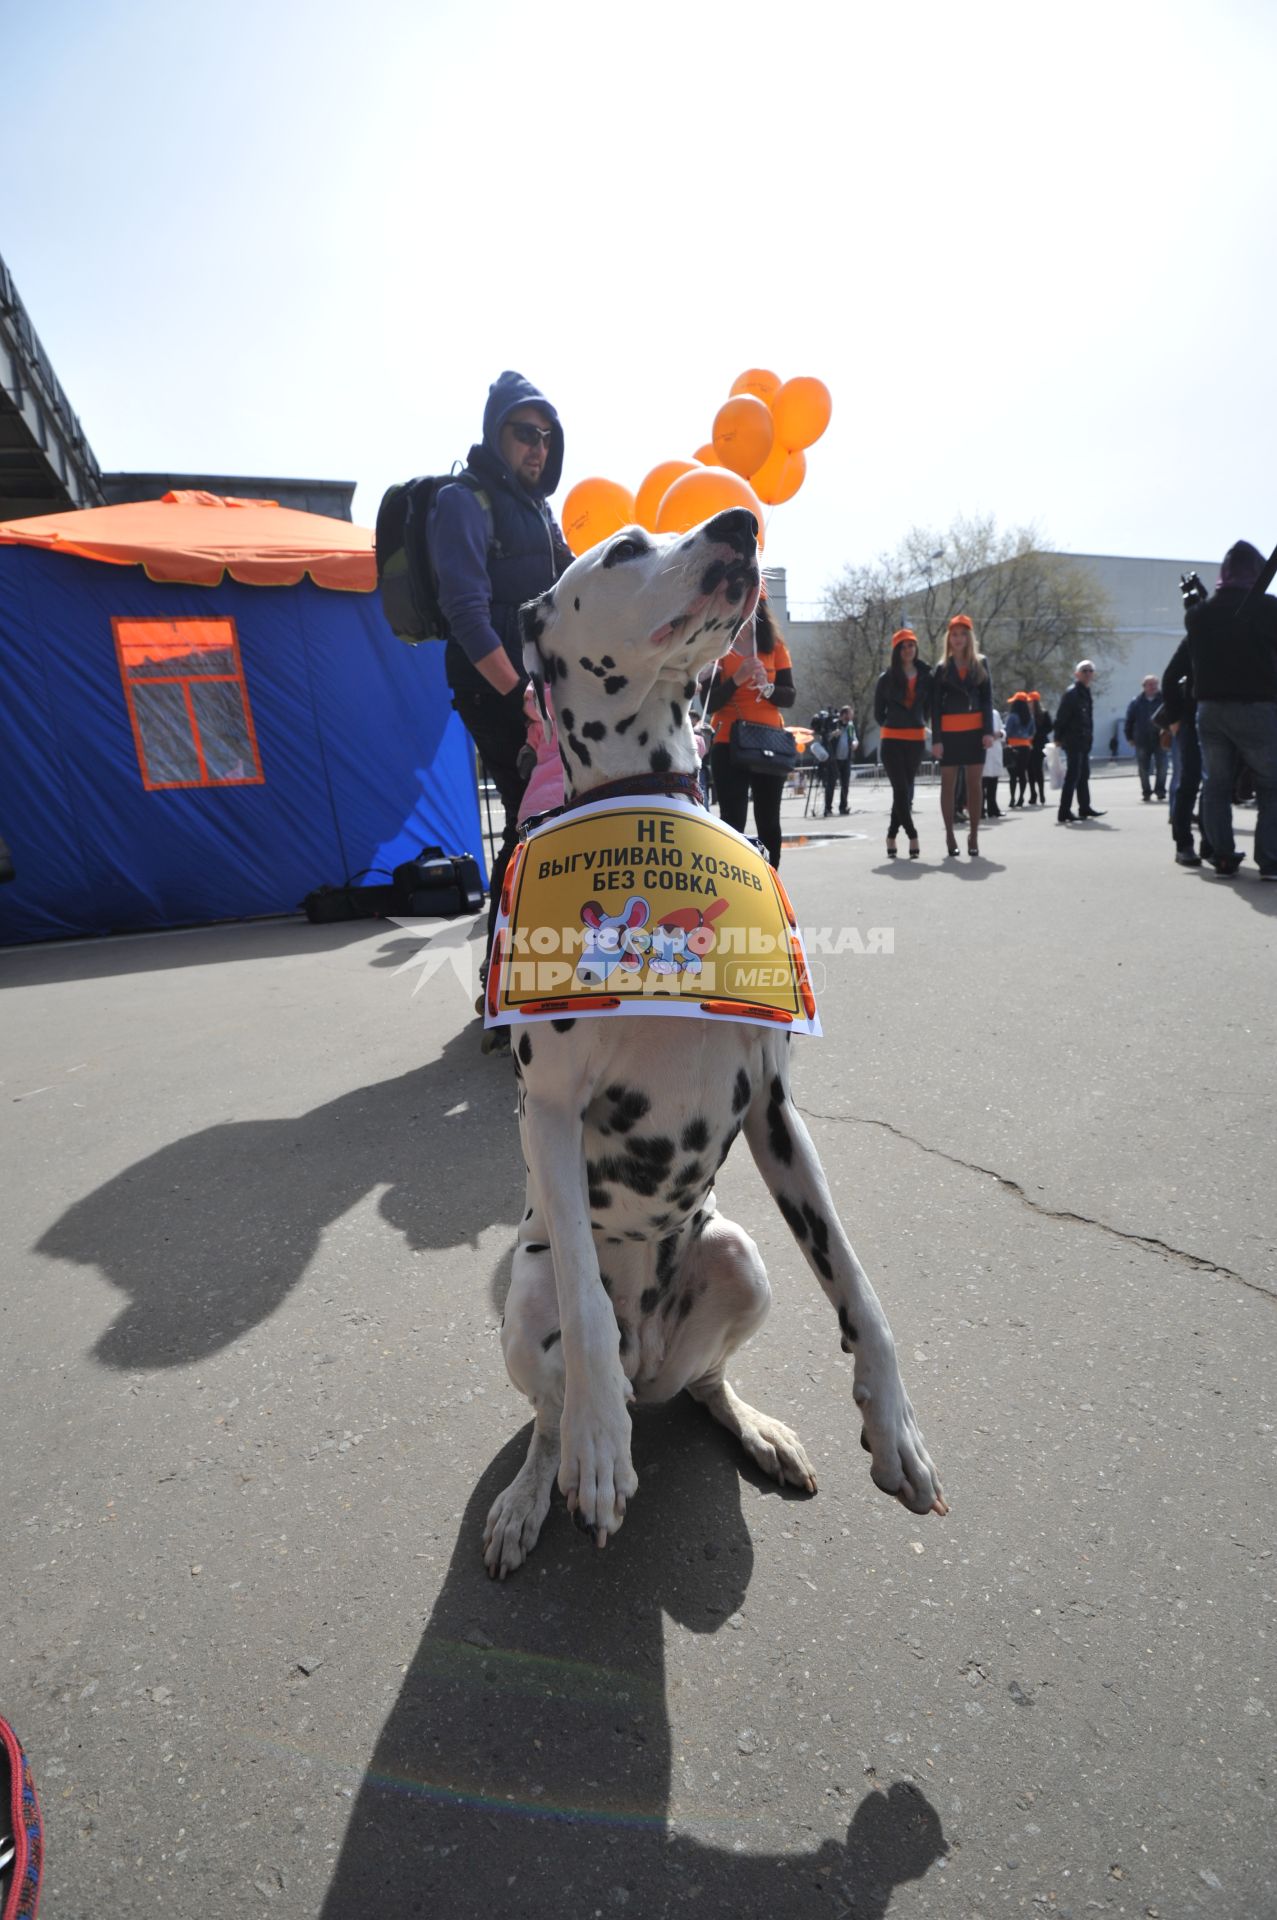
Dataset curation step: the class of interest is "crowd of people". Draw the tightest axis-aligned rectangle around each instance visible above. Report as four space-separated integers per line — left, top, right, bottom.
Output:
427 375 1277 1058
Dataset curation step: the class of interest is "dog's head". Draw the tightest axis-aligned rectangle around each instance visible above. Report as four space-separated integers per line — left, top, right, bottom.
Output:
517 510 761 787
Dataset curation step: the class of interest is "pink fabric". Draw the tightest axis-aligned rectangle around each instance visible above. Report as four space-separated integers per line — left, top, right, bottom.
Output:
517 700 565 823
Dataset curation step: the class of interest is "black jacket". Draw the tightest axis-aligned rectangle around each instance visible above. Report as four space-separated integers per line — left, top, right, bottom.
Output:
930 658 994 736
1124 691 1162 749
1183 586 1277 704
1054 680 1093 751
873 660 933 733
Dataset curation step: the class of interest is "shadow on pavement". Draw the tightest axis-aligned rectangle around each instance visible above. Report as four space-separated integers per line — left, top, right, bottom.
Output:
317 1403 948 1920
35 1026 523 1369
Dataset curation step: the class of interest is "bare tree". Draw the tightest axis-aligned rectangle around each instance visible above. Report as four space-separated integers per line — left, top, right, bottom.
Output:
819 516 1119 740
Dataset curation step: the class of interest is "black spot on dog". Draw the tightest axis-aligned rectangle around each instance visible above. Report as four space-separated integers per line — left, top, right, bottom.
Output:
588 1186 611 1209
578 656 596 674
670 702 683 729
640 1287 659 1314
838 1306 858 1348
524 1242 549 1254
517 1032 534 1067
541 1329 562 1352
715 1121 742 1169
802 1204 830 1258
681 1117 710 1152
615 712 637 734
605 1085 651 1133
649 746 672 773
732 1068 751 1114
813 1249 834 1282
777 1195 807 1242
678 1293 694 1320
560 706 575 731
551 1019 576 1033
582 720 607 742
605 1235 623 1246
573 596 581 612
523 1207 534 1221
568 734 593 767
766 1079 793 1166
672 1160 703 1192
523 609 546 644
684 680 697 700
649 1212 671 1230
604 675 628 696
656 1233 680 1287
600 655 616 668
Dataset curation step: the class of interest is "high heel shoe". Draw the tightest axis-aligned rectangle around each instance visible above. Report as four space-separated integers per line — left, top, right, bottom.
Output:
886 838 898 858
945 834 959 857
967 838 980 857
908 838 920 859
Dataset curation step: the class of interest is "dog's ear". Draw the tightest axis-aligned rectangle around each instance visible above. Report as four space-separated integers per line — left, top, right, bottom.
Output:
580 900 606 928
519 594 557 735
623 897 649 929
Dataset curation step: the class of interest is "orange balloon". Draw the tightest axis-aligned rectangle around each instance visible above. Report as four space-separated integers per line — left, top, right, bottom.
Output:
693 442 717 465
560 477 637 557
730 367 783 405
711 395 775 478
635 460 697 531
653 466 765 548
750 441 806 507
770 376 832 452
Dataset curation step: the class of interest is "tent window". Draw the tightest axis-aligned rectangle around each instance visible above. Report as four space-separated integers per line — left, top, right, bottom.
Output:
112 617 264 790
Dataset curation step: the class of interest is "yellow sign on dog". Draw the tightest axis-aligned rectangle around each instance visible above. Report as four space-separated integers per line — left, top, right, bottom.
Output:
485 796 820 1035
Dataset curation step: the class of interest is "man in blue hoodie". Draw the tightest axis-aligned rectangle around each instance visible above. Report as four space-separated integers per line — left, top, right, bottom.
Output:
430 372 572 975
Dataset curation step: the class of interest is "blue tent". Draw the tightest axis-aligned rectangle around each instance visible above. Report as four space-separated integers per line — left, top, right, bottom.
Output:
0 498 483 944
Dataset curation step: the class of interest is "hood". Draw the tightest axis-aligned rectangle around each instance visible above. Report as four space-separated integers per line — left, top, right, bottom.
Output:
474 370 564 497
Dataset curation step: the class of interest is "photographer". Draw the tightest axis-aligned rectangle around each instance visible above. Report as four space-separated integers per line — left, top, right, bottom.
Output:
1166 540 1277 878
815 703 858 816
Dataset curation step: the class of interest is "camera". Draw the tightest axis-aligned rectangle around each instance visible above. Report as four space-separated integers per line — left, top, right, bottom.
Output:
810 707 839 742
1179 570 1209 610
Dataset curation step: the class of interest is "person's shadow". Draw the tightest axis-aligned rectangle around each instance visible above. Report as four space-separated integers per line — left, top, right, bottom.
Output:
318 1403 948 1920
35 1026 524 1369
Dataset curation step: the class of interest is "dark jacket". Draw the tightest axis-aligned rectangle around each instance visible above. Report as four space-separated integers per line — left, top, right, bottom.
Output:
1004 698 1034 747
930 657 994 736
873 660 933 734
431 371 572 694
1158 638 1195 727
1054 680 1093 751
1031 706 1053 755
1124 691 1162 748
1183 585 1277 704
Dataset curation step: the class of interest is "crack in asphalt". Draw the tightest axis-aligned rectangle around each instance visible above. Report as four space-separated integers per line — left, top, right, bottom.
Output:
796 1103 1275 1303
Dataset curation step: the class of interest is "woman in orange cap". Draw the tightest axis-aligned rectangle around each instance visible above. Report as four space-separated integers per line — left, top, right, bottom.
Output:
872 628 933 856
1004 692 1035 807
931 615 995 856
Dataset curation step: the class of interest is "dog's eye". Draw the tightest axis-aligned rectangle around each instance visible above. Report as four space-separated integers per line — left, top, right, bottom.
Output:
602 534 648 569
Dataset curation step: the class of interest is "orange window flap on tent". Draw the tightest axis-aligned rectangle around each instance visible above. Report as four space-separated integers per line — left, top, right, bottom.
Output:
0 492 377 591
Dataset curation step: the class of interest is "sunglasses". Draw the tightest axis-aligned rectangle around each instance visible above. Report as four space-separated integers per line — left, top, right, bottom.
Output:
509 422 553 448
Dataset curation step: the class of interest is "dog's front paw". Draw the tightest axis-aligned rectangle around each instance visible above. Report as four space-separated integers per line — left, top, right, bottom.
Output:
558 1390 638 1547
856 1383 947 1517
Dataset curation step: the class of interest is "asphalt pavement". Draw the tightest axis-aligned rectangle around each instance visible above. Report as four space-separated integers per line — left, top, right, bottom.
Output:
1 766 1274 1919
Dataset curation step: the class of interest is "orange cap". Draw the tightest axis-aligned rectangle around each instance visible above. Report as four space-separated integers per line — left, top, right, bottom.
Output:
891 627 918 649
948 613 973 631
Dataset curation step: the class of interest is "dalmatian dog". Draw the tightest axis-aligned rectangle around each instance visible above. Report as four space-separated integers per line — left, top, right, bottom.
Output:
483 508 946 1578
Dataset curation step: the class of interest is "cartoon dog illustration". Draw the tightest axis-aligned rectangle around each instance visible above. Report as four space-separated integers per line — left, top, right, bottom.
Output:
646 898 730 976
577 897 649 986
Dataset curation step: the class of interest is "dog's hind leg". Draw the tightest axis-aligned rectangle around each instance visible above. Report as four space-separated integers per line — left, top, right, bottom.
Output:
742 1054 947 1519
484 1240 564 1578
651 1215 817 1494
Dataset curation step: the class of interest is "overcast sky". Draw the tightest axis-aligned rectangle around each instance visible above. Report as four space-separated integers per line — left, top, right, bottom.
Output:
4 0 1273 609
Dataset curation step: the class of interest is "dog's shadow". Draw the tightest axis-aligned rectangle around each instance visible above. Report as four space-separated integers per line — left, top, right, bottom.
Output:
35 1027 523 1370
317 1402 948 1920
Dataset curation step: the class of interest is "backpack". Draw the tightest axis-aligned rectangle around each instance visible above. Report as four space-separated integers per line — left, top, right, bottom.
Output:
374 471 493 643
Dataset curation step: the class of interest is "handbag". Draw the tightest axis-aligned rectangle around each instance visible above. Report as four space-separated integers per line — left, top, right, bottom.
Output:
0 1716 42 1920
729 719 798 777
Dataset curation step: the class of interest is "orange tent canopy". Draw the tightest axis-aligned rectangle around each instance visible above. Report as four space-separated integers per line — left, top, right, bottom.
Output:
0 490 376 591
